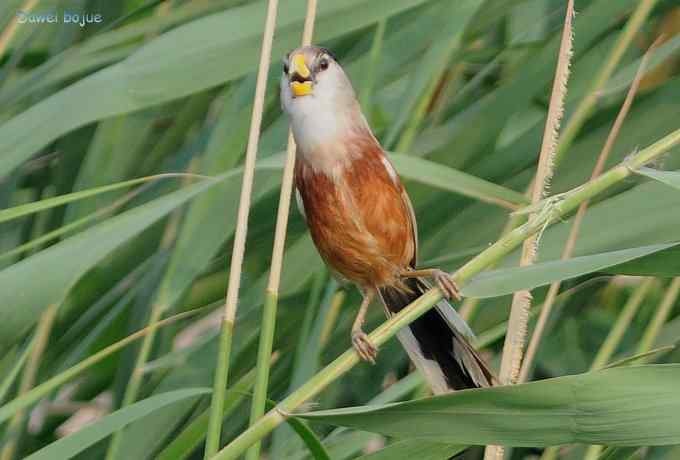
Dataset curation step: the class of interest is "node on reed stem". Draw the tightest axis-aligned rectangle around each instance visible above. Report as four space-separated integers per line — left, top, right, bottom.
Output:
245 2 318 460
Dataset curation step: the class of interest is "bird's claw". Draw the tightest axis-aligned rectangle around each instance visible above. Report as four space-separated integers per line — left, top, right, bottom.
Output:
352 330 378 364
433 270 462 301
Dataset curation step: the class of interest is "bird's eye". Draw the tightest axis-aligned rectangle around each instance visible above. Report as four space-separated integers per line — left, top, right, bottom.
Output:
283 62 289 74
318 58 329 71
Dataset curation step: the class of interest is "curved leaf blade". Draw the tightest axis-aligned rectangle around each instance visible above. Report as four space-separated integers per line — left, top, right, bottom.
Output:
300 365 680 447
636 167 680 191
24 388 210 460
608 246 680 276
0 174 194 224
463 242 678 298
390 154 529 209
0 177 219 351
356 440 465 460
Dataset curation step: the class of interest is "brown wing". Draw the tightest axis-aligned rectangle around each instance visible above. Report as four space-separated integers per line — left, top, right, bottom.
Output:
400 186 418 268
379 152 419 268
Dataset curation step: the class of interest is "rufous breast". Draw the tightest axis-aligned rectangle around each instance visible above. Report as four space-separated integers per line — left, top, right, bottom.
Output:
295 137 415 289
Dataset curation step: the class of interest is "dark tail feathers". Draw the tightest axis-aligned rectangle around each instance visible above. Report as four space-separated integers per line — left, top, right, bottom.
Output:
378 277 495 393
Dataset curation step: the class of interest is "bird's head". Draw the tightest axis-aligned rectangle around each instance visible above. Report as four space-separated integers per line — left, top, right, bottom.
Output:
280 46 365 156
280 46 353 106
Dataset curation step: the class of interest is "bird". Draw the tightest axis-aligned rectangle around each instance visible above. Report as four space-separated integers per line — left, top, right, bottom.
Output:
280 45 494 393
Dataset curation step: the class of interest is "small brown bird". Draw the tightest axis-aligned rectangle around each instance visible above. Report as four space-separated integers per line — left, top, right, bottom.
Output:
281 46 494 393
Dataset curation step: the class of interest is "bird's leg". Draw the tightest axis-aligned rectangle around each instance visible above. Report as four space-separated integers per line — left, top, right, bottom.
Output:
400 268 461 301
352 290 377 364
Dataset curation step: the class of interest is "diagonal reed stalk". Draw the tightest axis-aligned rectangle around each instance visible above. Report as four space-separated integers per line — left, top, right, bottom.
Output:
245 2 318 460
575 277 655 460
0 303 57 460
0 343 32 406
204 0 281 457
636 278 680 356
105 164 197 460
519 37 659 384
484 3 574 459
459 211 526 322
0 308 206 426
554 0 661 165
0 176 183 262
319 290 346 348
582 276 680 460
591 278 655 371
603 345 676 370
0 169 182 456
211 124 680 460
0 0 39 61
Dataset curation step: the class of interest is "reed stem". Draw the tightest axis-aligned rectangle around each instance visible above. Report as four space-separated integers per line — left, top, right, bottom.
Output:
0 308 203 425
485 2 574 457
245 2 317 459
555 0 661 165
0 0 39 61
106 166 195 460
637 278 680 356
520 36 655 383
204 0 281 456
583 276 676 460
591 278 654 371
0 304 56 460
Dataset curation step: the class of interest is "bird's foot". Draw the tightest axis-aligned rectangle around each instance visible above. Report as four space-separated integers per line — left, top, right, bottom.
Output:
433 269 462 301
352 329 378 364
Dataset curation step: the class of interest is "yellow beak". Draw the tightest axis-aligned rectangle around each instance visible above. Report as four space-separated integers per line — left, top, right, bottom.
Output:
290 53 313 97
291 54 310 78
291 81 313 97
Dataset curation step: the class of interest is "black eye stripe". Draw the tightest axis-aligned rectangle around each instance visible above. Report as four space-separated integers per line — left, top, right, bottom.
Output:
281 48 336 75
283 52 291 74
317 47 337 62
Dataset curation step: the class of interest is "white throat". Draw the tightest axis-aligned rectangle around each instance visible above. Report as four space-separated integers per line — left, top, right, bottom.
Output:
281 65 371 177
288 95 356 154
